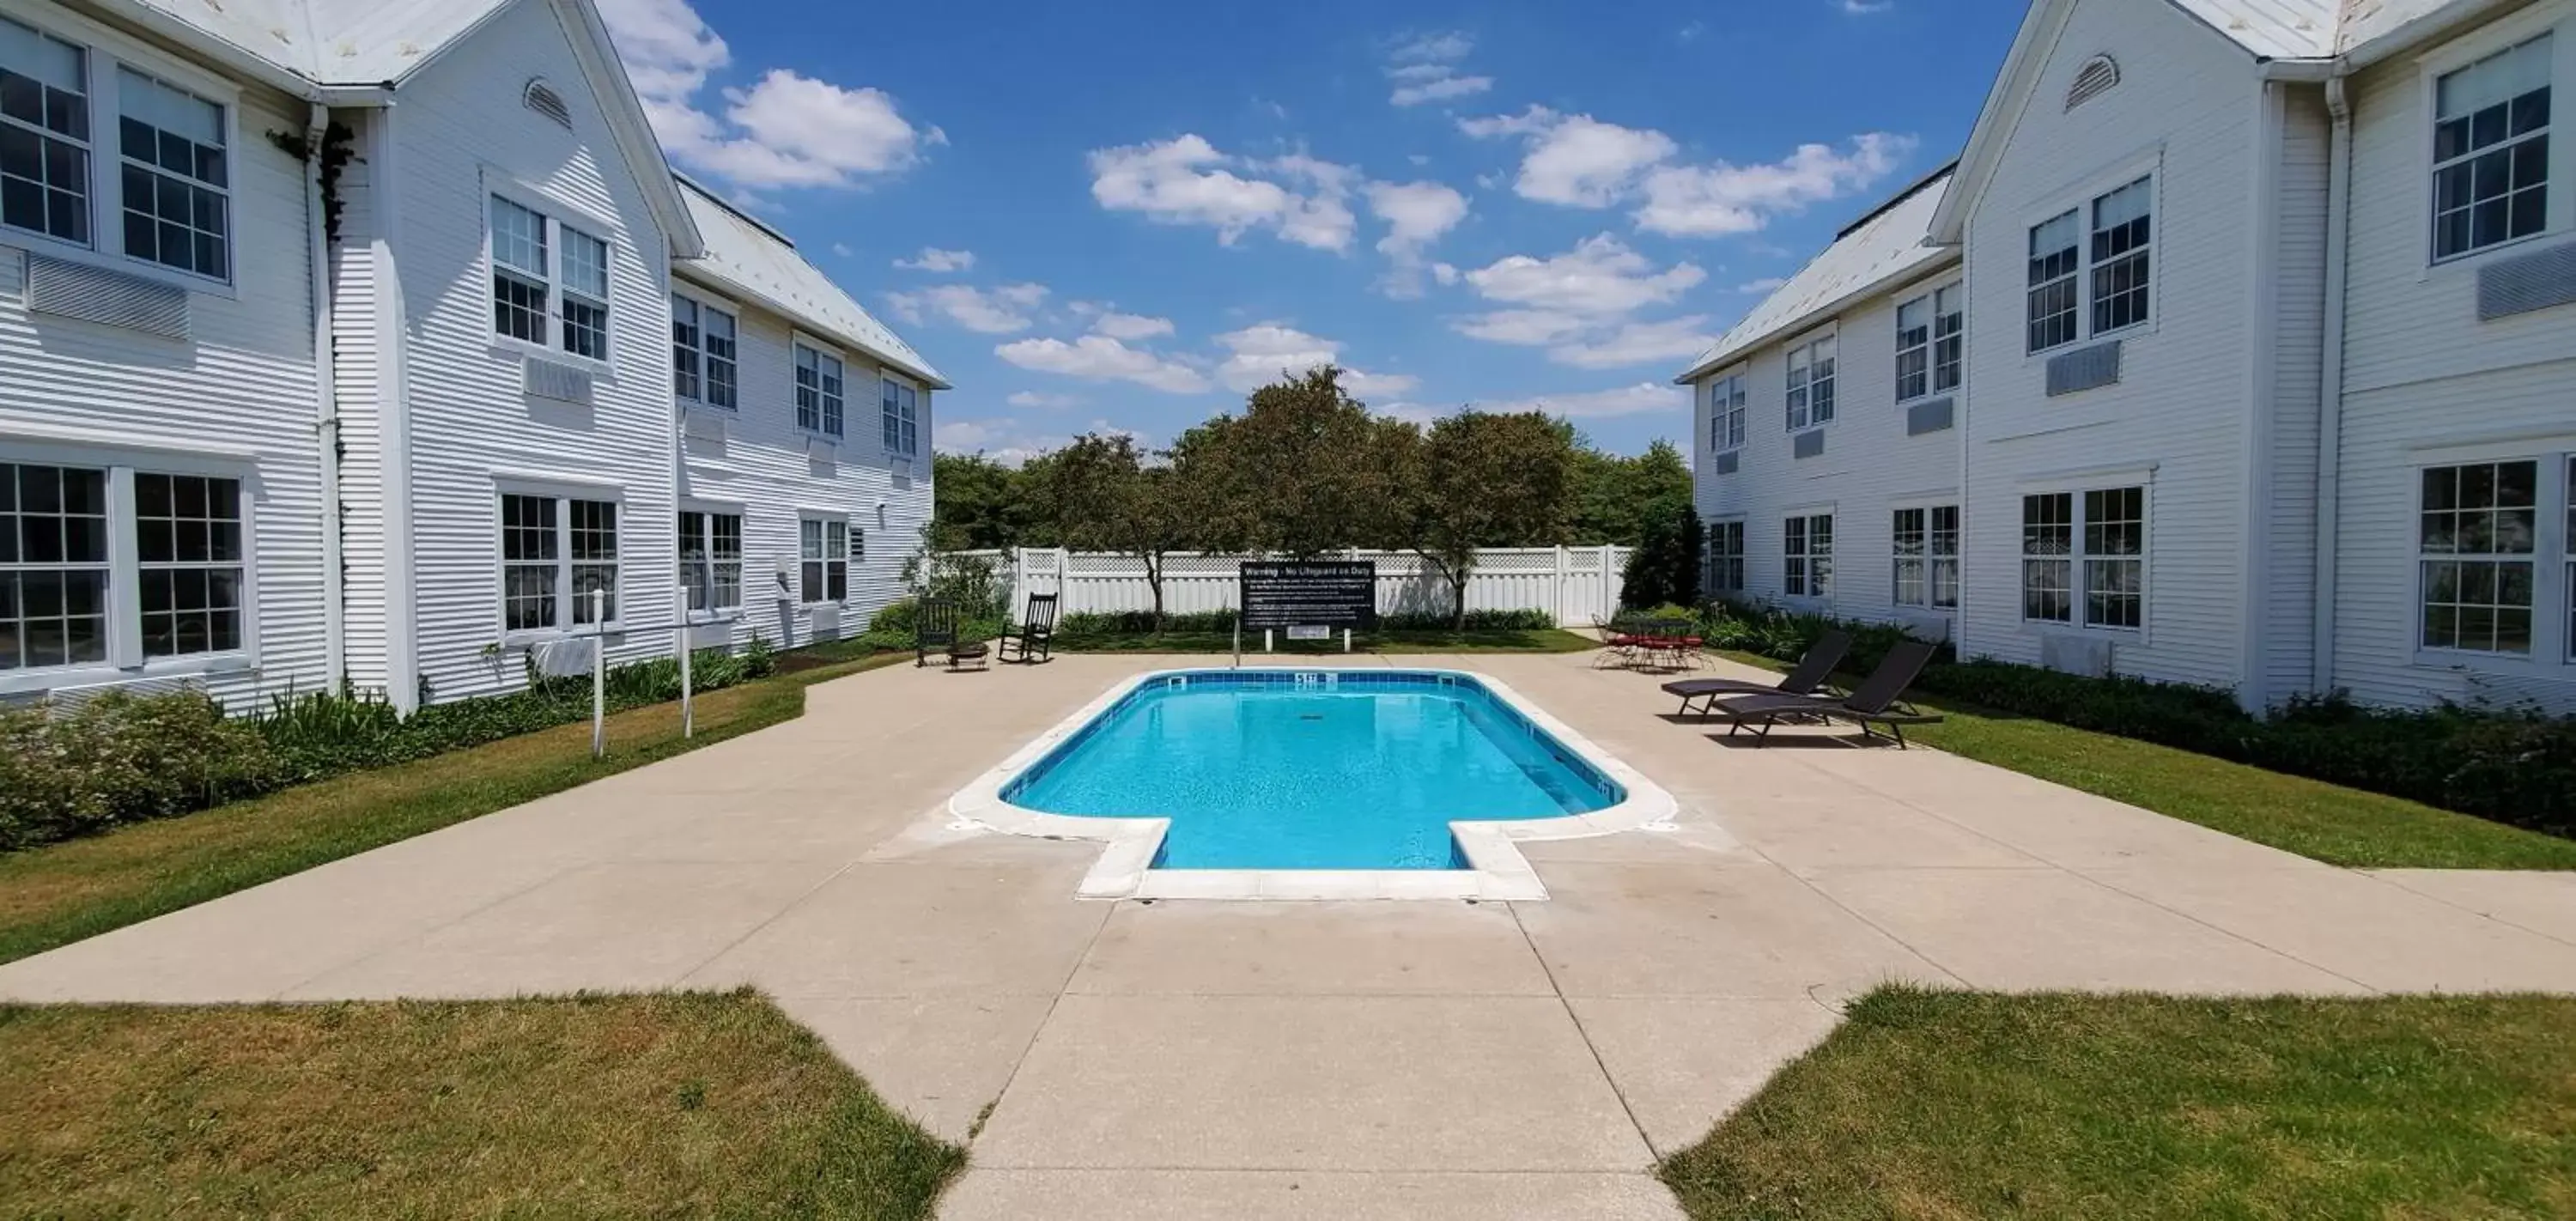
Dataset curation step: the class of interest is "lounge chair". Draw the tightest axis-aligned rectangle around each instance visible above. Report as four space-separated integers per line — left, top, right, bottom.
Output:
1698 639 1945 748
916 597 991 669
998 593 1059 664
1663 629 1852 717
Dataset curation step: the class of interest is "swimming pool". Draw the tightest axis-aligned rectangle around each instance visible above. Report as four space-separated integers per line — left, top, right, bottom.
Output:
951 668 1682 901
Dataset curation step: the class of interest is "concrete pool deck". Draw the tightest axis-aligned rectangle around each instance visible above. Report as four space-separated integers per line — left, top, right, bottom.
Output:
5 651 2576 1219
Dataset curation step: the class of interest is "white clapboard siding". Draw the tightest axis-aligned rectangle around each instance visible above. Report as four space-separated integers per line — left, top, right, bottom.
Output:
386 0 684 704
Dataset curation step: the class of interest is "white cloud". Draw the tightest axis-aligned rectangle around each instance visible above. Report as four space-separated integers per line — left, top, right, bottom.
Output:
1453 309 1590 346
1546 316 1719 369
1388 31 1474 62
935 417 1150 467
995 335 1212 394
1212 325 1417 398
882 282 1048 333
1005 391 1084 409
1475 383 1687 419
1462 234 1704 315
1091 312 1176 341
1459 104 1913 238
1634 134 1917 236
1459 106 1675 207
1842 1 1897 14
1392 75 1494 106
893 246 975 272
830 242 854 258
1735 276 1791 294
1382 30 1492 107
599 0 941 191
1454 237 1713 368
1087 135 1358 252
1365 179 1470 298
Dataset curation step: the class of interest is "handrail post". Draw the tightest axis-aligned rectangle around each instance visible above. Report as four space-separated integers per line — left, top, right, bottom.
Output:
676 583 694 739
590 589 606 759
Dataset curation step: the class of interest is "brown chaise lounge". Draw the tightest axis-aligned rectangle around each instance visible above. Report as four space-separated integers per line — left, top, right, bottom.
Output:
1662 629 1852 718
1699 639 1945 748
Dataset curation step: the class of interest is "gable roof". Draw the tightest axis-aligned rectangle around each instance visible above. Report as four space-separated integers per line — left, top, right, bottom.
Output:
675 179 951 391
1673 167 1959 385
102 0 699 258
1929 0 2490 245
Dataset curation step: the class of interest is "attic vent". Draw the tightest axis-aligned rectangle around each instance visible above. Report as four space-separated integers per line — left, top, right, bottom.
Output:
2066 56 2120 111
524 79 573 131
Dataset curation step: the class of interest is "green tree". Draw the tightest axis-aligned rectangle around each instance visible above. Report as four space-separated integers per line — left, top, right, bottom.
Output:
1183 368 1405 558
1566 437 1693 546
1621 498 1705 610
1040 432 1204 629
928 452 1031 551
1394 410 1577 629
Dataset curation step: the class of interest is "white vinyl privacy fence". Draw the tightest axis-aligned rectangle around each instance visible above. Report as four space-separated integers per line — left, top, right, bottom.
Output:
977 548 1633 628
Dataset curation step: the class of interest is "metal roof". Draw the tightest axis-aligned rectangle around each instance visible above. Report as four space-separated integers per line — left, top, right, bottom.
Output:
675 180 950 390
2169 0 2341 58
1673 167 1958 385
114 0 518 86
2159 0 2469 59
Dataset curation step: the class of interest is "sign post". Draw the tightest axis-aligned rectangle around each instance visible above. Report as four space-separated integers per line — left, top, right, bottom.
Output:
1240 561 1377 659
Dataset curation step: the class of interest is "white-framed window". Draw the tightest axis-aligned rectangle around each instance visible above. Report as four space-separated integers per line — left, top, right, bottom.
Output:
677 508 743 614
2432 33 2553 262
799 515 849 604
1785 335 1835 432
3 15 238 286
671 295 738 410
2418 459 2539 654
1707 519 1745 594
1783 513 1832 599
1 16 92 247
498 490 618 634
2026 175 2154 355
795 343 845 438
114 67 228 281
488 192 611 361
882 376 920 457
1895 284 1963 402
1893 505 1959 610
2 457 250 678
1707 372 1747 452
1931 283 1965 394
2021 487 2145 629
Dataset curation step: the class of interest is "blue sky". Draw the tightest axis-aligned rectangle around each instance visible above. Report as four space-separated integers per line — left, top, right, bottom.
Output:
598 0 2029 459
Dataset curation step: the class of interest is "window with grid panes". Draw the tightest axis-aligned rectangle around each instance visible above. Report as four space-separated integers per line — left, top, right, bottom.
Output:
2419 460 2537 653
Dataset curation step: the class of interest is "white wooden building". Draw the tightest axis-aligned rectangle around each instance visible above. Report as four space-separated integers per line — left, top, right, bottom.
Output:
1681 0 2576 714
0 0 940 712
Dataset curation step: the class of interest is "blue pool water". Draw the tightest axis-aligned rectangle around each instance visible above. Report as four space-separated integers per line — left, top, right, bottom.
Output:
1004 671 1623 870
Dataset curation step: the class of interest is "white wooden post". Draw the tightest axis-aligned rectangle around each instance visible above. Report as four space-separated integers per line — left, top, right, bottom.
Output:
1553 545 1570 627
589 588 607 758
676 583 694 740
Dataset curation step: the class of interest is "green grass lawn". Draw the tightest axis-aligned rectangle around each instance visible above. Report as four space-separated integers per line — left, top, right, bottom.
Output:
0 654 908 967
1058 627 1598 654
1710 649 2576 870
1663 986 2576 1220
0 990 962 1219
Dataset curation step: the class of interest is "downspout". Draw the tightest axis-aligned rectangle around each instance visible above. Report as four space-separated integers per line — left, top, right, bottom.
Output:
2312 74 2354 696
304 101 346 689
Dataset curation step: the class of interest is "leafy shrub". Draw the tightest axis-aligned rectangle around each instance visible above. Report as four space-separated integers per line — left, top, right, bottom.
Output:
1379 609 1555 632
1700 598 2576 840
0 637 796 854
0 692 274 851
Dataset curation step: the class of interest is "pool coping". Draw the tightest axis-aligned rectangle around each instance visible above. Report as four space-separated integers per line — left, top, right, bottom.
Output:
944 665 1686 902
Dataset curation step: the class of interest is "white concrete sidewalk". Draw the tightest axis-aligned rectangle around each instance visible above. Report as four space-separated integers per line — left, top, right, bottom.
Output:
4 651 2573 1219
